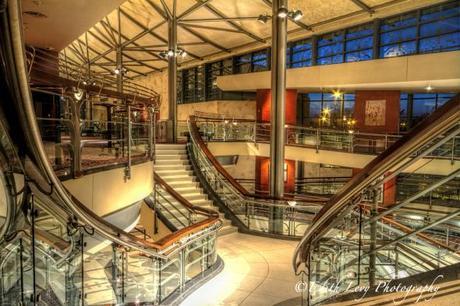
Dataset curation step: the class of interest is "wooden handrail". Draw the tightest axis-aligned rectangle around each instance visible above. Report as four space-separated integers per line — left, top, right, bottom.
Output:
190 115 253 197
67 188 219 253
189 115 327 204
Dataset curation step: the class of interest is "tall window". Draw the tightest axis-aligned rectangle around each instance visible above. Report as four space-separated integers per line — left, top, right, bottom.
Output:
287 38 312 68
235 49 269 74
298 92 355 128
345 23 374 62
400 92 455 130
419 1 460 53
318 23 374 65
380 12 418 58
205 59 233 101
181 66 205 103
318 30 345 65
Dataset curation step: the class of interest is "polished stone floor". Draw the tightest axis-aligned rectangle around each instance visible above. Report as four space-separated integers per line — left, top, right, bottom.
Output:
180 232 303 306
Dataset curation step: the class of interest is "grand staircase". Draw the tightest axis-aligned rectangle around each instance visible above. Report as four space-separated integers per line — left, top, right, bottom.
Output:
154 144 237 235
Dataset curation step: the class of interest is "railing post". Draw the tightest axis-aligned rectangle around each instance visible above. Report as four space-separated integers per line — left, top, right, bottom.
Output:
70 98 83 177
125 104 132 180
369 188 378 287
148 108 154 160
451 137 455 165
315 129 320 153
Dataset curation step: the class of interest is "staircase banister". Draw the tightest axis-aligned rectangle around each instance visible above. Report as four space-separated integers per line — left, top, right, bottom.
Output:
154 172 220 218
293 94 460 274
189 115 327 204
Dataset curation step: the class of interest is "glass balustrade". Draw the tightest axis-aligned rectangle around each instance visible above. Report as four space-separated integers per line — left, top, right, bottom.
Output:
187 119 321 237
297 119 460 305
190 116 460 160
36 117 154 177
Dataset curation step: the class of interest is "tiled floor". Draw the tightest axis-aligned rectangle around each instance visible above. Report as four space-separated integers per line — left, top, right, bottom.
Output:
180 233 303 306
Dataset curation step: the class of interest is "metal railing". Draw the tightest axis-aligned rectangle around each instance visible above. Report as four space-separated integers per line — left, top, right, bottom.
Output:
194 115 460 159
36 117 154 178
188 117 323 237
291 95 460 305
0 2 222 305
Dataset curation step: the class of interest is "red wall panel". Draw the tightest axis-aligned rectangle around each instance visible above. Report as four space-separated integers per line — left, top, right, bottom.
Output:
255 156 295 195
353 90 400 134
256 89 297 125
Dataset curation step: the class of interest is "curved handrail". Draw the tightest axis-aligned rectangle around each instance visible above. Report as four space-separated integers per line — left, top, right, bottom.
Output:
154 172 220 219
2 0 219 260
189 115 327 204
292 94 460 274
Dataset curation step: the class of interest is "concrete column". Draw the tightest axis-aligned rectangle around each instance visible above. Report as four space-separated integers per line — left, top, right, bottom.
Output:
269 0 287 199
269 0 288 235
168 17 177 143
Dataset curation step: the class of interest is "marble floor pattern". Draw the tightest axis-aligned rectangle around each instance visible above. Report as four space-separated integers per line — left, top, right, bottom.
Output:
180 232 303 306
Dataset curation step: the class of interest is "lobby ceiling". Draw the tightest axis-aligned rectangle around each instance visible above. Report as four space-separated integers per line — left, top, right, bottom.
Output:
33 0 447 77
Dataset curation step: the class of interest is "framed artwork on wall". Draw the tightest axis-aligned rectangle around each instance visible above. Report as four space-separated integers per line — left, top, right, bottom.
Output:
365 100 386 126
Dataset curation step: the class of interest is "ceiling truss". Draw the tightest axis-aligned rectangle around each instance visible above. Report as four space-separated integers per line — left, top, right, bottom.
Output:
63 0 411 77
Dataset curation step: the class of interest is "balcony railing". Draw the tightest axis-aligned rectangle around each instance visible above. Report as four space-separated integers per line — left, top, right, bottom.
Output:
292 94 460 304
193 115 460 160
188 115 324 237
37 117 155 178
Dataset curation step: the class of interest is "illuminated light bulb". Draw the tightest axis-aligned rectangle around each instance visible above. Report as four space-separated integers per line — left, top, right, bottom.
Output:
278 7 288 18
167 50 174 57
426 85 433 91
332 90 342 99
323 108 330 115
114 68 120 75
181 50 187 58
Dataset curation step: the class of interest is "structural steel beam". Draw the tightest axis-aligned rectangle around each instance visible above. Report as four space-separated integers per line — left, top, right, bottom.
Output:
203 2 266 43
350 0 375 13
120 8 202 60
179 24 230 52
178 0 212 20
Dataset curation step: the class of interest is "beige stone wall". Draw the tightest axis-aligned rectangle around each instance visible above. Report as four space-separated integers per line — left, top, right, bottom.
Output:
136 70 169 120
224 155 256 180
302 162 353 178
134 70 256 121
63 161 154 217
177 100 256 120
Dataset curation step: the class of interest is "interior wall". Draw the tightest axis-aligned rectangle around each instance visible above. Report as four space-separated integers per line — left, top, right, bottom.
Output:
256 89 298 124
255 156 296 194
177 100 256 120
217 51 460 92
63 161 154 217
136 70 169 120
301 162 353 178
224 155 256 180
